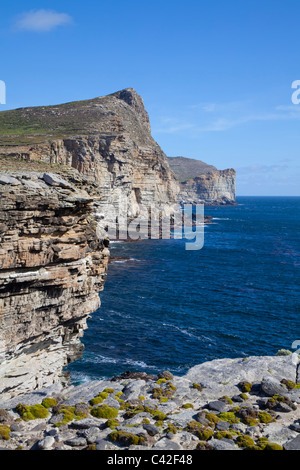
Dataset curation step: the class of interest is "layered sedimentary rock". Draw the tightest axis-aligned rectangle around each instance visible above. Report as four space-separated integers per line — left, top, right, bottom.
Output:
0 89 181 400
0 89 180 219
0 172 110 400
179 169 236 205
168 157 236 205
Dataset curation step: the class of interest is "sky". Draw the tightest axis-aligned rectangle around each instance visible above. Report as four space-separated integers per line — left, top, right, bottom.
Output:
0 0 299 195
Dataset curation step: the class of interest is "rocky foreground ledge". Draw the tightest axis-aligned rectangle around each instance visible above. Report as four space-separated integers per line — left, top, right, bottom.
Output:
0 355 300 451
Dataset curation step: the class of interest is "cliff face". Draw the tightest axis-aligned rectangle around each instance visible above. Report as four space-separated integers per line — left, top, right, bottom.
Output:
0 88 181 400
0 172 110 400
0 89 236 400
179 169 236 205
168 157 236 205
0 89 179 219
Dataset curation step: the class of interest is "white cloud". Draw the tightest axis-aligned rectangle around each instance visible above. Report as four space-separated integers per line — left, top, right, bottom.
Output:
15 9 73 32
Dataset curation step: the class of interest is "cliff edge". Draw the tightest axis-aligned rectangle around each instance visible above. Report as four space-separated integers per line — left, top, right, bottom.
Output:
0 88 180 219
0 171 110 400
168 157 236 206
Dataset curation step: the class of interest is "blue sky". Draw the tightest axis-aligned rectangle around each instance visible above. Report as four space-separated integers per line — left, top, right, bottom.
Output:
1 0 299 195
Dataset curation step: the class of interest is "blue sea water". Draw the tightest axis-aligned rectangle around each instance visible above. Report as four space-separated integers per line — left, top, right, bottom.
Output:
67 197 300 385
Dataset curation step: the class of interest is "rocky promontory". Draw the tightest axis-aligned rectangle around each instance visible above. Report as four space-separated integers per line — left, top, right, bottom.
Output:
0 89 180 219
168 157 236 206
0 355 299 451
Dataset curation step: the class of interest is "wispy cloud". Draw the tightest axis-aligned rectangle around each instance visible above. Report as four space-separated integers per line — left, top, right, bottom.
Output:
154 102 300 134
14 9 73 32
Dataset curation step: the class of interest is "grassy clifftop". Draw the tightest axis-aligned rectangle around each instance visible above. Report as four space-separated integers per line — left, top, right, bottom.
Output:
0 88 151 146
167 156 218 182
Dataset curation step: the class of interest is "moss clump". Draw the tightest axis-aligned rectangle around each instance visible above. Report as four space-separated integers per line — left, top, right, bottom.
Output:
89 396 103 406
108 431 145 446
86 444 97 450
258 411 273 424
157 371 173 381
196 442 214 450
105 419 120 429
264 443 283 451
98 392 109 400
193 383 203 392
53 405 84 427
214 431 234 440
90 404 118 420
15 403 49 421
280 379 295 391
103 388 115 394
0 425 11 440
256 437 269 449
41 397 57 409
142 418 150 425
151 410 167 421
159 397 168 403
155 420 164 427
89 391 110 406
239 393 248 401
275 349 292 356
197 428 214 441
185 421 202 433
266 394 294 411
238 381 252 393
165 423 177 434
218 412 239 424
156 378 167 385
235 407 258 426
123 404 146 419
151 381 176 400
220 396 233 405
205 412 220 426
236 435 255 448
182 403 194 409
168 383 177 391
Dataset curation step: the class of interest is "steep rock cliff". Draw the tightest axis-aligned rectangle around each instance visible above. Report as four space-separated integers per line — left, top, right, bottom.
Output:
168 157 236 205
0 171 110 400
179 169 236 205
0 89 180 219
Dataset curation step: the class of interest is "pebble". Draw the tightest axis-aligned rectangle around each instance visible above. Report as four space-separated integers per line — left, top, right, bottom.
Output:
37 436 55 450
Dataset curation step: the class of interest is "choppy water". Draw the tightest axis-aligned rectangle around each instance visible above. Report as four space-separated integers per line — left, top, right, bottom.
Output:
67 197 300 385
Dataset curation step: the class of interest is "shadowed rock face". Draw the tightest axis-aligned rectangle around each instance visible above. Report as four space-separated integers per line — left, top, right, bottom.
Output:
0 172 110 400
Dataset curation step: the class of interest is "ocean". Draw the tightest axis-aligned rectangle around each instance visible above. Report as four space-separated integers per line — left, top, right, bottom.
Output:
67 196 300 385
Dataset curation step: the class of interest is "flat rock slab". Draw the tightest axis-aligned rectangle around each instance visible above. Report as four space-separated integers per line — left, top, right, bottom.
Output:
184 356 297 400
0 175 21 185
284 435 300 450
42 173 73 189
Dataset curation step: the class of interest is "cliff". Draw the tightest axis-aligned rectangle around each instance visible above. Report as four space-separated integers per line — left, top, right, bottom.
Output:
168 157 236 205
0 89 181 400
0 171 110 400
0 89 236 401
0 89 180 219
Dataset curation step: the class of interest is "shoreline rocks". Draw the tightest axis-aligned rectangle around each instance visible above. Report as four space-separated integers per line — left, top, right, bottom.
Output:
0 355 299 451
